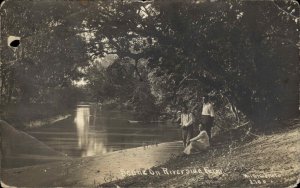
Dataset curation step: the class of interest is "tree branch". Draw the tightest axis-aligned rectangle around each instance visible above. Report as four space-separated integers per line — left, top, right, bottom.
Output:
272 1 299 19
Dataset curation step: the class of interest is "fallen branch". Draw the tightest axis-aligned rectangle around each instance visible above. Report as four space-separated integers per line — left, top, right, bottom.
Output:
234 121 250 130
245 127 259 138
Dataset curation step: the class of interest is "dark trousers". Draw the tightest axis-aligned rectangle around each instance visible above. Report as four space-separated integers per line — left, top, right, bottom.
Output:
202 115 213 141
182 125 194 147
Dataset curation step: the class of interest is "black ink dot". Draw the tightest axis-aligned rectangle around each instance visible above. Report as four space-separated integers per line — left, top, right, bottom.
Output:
10 40 20 47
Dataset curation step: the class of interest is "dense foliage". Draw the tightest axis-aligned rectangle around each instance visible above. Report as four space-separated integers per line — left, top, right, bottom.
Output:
1 0 298 127
82 0 298 126
0 0 89 106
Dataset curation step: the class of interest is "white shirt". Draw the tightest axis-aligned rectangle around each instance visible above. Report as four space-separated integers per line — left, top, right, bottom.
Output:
202 103 215 117
180 113 194 127
196 131 210 148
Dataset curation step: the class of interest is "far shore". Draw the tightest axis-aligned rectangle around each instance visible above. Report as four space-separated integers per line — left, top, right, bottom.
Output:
24 114 72 129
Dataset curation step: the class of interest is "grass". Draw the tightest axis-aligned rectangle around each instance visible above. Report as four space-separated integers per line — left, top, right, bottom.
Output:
99 117 300 187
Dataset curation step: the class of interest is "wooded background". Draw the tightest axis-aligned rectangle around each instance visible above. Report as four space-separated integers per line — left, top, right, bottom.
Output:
1 0 299 128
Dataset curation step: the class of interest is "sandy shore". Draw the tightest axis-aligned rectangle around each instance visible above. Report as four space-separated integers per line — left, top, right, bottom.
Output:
3 119 299 187
2 141 184 187
101 119 300 187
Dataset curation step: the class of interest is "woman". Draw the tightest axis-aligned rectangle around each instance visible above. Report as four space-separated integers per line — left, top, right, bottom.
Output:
180 106 195 148
183 124 210 155
176 105 195 147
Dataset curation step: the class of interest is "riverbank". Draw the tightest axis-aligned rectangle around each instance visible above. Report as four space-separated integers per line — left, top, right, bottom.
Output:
23 114 71 129
2 118 299 187
0 120 68 169
0 103 73 130
2 140 184 187
101 118 300 187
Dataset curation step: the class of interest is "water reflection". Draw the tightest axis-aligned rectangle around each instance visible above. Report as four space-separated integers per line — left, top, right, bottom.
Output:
74 107 90 150
27 105 181 158
74 106 112 157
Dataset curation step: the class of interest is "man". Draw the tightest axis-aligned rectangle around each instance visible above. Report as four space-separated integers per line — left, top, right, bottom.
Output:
178 105 195 147
201 95 215 142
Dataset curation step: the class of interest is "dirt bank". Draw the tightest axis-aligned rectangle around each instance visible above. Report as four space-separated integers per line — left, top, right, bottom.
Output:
1 118 299 187
0 104 72 130
24 114 71 129
0 120 67 169
101 118 300 187
1 140 183 187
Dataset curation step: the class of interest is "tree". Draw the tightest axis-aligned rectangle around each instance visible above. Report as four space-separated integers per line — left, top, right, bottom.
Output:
0 0 89 105
83 0 299 127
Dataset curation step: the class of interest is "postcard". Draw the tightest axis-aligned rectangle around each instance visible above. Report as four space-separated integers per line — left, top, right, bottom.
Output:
0 0 299 187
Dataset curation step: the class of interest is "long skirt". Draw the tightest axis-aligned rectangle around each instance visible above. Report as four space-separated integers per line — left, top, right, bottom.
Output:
181 125 194 147
183 141 208 155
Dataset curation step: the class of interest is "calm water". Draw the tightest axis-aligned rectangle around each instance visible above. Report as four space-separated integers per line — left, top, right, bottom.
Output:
26 105 181 157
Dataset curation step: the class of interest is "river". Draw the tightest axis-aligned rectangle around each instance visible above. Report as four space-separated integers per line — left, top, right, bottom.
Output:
26 105 181 158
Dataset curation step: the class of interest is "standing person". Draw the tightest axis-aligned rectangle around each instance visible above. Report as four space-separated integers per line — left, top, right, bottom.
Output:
178 105 195 147
191 101 202 136
201 95 215 142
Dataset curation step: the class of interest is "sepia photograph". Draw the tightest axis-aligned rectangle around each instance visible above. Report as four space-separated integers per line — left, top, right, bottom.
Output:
0 0 299 187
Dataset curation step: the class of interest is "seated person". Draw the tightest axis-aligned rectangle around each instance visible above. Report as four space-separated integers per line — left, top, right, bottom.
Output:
183 124 210 155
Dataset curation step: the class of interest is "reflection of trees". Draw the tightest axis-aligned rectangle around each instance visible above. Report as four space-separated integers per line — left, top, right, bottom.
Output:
74 107 90 149
74 106 110 157
98 111 179 149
